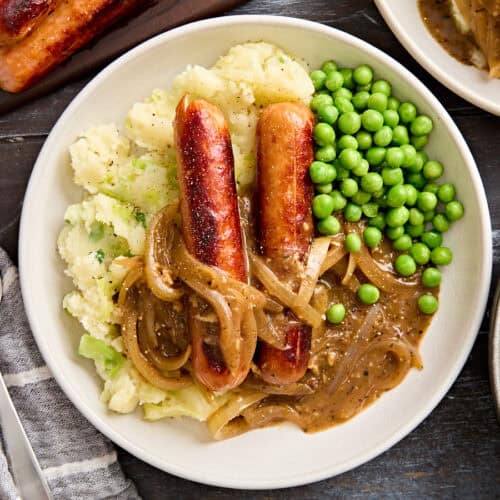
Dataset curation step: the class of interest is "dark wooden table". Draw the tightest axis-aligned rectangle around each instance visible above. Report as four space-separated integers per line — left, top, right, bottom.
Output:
1 0 498 497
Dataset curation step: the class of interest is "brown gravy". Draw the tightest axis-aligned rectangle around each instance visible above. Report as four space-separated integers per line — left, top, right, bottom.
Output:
419 0 479 67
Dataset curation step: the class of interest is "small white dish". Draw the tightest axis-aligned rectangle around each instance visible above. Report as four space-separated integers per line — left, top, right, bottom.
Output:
375 0 500 116
19 15 492 489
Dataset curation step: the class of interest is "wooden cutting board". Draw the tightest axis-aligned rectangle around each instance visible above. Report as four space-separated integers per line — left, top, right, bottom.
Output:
0 0 247 115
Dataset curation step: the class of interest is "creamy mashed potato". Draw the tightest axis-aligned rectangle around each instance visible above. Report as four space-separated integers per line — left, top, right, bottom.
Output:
58 42 314 420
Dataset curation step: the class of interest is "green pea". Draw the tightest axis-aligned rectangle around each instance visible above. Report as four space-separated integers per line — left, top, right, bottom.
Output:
422 267 441 288
339 148 362 170
321 60 338 73
325 71 344 91
311 93 333 112
330 190 347 211
334 88 353 101
352 190 371 205
406 223 425 238
387 96 400 111
326 303 346 324
423 210 435 222
344 202 363 222
365 147 386 166
352 158 370 177
371 79 391 96
386 226 405 240
386 206 410 227
417 192 438 212
404 184 418 206
374 126 393 147
362 109 384 132
418 294 439 314
400 144 417 168
438 183 456 203
336 166 350 180
357 83 372 92
361 172 384 193
407 172 426 189
345 233 362 253
314 123 336 146
445 200 464 221
430 246 453 265
433 213 450 232
315 145 336 162
423 183 440 195
316 183 333 194
335 97 354 113
392 125 410 145
337 135 359 150
369 213 386 230
317 215 341 235
341 178 359 198
385 147 404 168
383 109 400 128
411 135 429 150
399 102 417 124
423 160 444 180
310 70 327 90
338 111 362 135
352 91 370 110
421 230 443 249
339 67 355 89
395 254 416 276
309 161 336 184
363 227 383 248
393 234 412 251
382 167 404 187
410 242 431 265
411 115 433 136
313 194 335 219
408 207 424 226
362 202 379 218
353 64 373 85
386 184 408 208
356 131 372 150
368 92 388 112
318 104 339 125
357 283 380 304
408 151 427 173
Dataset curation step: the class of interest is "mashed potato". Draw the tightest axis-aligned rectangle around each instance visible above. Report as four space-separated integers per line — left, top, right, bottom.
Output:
58 42 313 420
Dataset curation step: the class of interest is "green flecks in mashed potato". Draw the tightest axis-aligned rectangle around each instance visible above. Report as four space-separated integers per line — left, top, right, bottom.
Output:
58 42 314 421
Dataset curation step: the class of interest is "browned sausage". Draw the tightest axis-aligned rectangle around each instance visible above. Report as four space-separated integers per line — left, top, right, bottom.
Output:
0 0 59 46
174 94 253 392
256 102 315 385
0 0 140 93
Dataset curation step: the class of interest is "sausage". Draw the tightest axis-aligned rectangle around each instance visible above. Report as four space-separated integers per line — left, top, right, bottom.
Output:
256 102 315 385
0 0 140 93
0 0 59 46
174 94 253 392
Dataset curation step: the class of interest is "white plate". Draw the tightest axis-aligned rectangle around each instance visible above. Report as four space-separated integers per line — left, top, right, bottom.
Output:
375 0 500 115
19 15 492 489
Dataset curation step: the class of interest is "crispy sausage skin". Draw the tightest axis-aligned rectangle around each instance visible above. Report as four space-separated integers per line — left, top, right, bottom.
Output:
174 94 252 392
0 0 59 46
256 102 315 385
0 0 140 93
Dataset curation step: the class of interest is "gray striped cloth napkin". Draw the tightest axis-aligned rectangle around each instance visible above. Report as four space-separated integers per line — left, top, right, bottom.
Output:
0 247 141 500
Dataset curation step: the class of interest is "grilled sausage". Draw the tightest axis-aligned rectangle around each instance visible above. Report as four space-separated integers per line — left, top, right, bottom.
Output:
0 0 140 93
256 102 315 385
174 94 253 392
0 0 59 46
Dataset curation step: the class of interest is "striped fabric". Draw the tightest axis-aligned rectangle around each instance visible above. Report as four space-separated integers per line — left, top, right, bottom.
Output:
0 248 140 500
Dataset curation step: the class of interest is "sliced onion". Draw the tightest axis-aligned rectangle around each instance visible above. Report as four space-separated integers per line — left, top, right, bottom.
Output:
207 391 267 440
241 377 315 395
117 263 143 307
254 308 287 350
242 404 303 429
319 244 347 275
121 308 192 390
249 253 322 328
341 253 357 286
297 237 331 304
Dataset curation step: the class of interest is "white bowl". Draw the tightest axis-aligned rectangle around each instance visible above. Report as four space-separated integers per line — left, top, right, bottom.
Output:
19 15 492 489
375 0 500 116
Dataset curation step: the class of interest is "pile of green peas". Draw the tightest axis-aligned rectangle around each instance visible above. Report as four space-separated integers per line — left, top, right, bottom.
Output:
309 61 464 320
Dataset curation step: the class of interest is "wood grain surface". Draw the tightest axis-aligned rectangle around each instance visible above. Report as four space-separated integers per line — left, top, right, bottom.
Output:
0 0 498 497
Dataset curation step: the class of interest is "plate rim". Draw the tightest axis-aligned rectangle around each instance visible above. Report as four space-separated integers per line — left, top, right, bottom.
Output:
18 14 493 489
374 0 500 116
